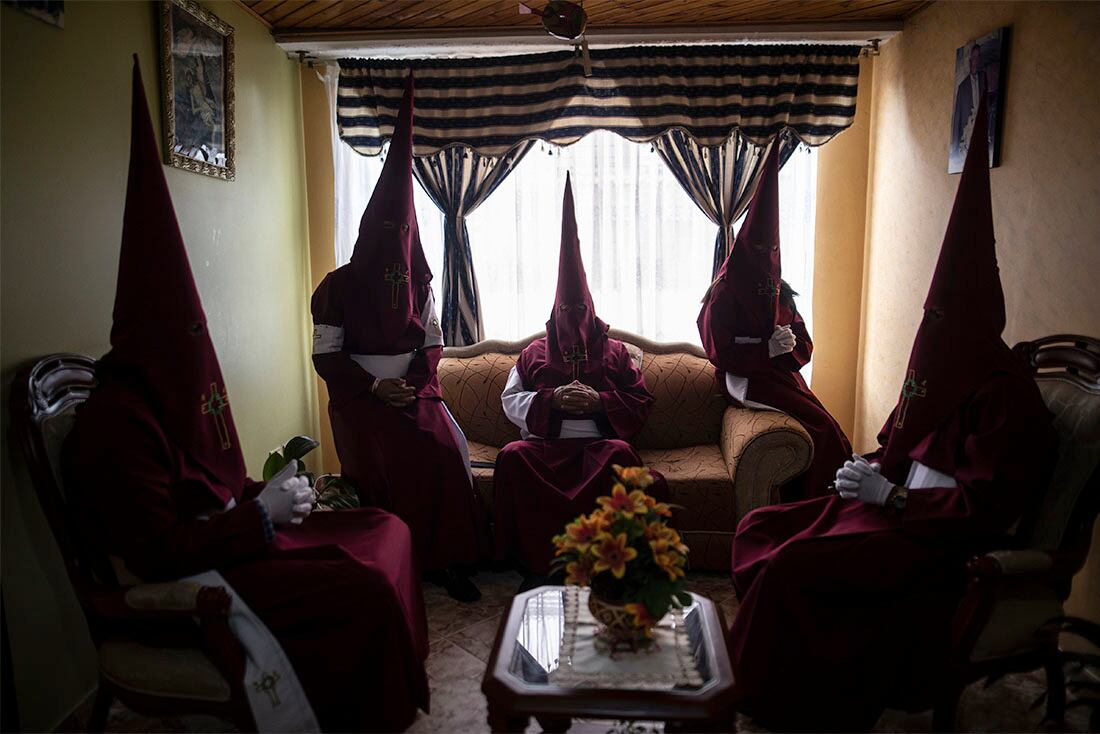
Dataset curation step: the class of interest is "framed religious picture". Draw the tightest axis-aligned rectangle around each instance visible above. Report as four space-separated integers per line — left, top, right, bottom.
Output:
948 26 1009 173
160 0 235 181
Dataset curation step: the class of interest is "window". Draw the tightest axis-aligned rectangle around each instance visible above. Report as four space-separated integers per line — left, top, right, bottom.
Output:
332 131 817 350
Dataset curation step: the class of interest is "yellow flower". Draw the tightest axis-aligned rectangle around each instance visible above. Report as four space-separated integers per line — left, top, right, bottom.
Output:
564 513 605 553
592 532 638 579
624 602 657 631
597 484 648 518
618 466 655 488
565 556 596 586
653 549 687 581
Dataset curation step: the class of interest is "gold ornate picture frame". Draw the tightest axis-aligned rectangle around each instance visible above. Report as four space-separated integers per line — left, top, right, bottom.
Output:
160 0 235 181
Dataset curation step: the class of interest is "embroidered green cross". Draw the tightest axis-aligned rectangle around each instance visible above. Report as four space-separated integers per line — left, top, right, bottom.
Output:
562 344 588 380
757 277 779 297
253 670 282 707
384 263 410 309
200 383 232 450
894 369 928 428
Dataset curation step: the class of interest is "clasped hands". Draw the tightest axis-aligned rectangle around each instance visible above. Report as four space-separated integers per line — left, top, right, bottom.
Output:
552 381 602 415
834 454 894 506
767 324 797 358
257 461 314 526
374 377 416 408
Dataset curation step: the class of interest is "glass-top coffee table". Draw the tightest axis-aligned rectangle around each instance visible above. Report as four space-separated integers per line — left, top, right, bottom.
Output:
481 586 735 732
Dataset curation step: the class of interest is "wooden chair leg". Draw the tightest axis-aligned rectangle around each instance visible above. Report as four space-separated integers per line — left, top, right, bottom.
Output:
87 683 113 733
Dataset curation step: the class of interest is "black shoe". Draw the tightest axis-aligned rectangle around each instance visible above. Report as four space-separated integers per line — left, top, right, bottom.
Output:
436 569 481 603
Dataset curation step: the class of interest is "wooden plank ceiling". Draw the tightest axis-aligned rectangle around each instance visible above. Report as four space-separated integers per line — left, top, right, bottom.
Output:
239 0 931 33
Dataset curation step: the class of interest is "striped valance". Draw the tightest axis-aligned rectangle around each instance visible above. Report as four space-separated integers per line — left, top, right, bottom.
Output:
337 44 861 157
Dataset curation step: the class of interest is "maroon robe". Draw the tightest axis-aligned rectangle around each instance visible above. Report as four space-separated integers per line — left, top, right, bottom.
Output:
698 144 851 501
727 374 1056 730
63 379 430 733
312 270 484 571
726 101 1057 731
311 75 484 572
60 59 428 732
492 175 666 575
493 338 666 574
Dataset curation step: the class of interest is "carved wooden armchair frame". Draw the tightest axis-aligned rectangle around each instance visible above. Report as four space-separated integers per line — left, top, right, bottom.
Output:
933 334 1100 730
9 354 255 732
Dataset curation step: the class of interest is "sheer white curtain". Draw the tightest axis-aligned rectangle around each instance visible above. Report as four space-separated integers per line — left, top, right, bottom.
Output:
468 131 818 346
325 67 445 279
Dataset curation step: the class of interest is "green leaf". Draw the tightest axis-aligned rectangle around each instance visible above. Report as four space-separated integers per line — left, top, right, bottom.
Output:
283 435 320 462
675 591 693 607
262 452 287 481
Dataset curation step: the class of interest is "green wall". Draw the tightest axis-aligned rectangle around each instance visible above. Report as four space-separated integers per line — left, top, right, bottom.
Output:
0 2 316 729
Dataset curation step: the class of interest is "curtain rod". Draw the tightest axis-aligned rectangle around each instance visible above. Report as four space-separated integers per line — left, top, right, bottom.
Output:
279 21 894 63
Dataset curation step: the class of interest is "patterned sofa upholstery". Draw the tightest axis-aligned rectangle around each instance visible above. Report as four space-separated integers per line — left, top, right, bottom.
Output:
439 328 813 571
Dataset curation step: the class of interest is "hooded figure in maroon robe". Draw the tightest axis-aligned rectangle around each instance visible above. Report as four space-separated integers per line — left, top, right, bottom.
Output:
63 58 429 733
698 143 851 501
725 102 1057 732
311 75 484 602
493 175 668 579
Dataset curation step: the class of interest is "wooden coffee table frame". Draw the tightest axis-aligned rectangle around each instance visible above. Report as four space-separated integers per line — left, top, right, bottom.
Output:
481 587 736 732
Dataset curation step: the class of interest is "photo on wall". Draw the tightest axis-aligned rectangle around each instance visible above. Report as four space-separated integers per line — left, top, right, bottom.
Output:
159 0 235 181
948 26 1009 173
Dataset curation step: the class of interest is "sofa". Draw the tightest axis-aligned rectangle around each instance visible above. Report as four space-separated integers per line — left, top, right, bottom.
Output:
438 328 813 571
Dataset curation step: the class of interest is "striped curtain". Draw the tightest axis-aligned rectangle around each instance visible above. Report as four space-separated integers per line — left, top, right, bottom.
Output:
337 44 861 156
413 143 534 345
654 129 799 277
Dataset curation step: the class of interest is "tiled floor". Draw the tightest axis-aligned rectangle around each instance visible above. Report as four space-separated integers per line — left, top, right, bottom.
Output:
101 570 1092 733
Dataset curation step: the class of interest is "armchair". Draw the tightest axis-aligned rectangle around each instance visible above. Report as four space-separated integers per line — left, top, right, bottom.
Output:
9 354 254 732
933 334 1100 729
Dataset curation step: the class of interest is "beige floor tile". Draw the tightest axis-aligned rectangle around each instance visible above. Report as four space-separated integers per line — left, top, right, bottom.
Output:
448 614 503 663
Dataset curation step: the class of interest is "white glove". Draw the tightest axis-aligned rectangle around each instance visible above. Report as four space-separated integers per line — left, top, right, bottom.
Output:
767 324 796 358
257 461 314 526
835 454 894 506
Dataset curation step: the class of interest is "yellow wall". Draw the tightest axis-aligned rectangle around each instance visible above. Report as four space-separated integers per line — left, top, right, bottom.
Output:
810 56 874 440
0 2 315 729
858 1 1100 624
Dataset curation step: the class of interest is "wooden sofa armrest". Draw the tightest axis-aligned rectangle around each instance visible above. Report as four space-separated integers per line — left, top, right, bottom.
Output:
720 406 813 518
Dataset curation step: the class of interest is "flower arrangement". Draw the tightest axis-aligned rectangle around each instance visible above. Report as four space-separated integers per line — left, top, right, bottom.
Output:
552 465 690 637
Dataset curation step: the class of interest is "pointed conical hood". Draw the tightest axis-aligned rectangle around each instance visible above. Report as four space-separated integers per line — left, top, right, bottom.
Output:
347 73 431 345
697 142 782 360
545 174 608 378
102 57 245 497
876 97 1026 482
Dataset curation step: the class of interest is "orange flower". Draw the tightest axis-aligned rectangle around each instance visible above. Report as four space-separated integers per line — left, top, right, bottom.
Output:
553 533 567 554
643 521 665 542
617 466 655 488
564 513 606 553
624 602 657 630
591 532 638 578
565 555 596 586
597 484 648 518
653 548 687 581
